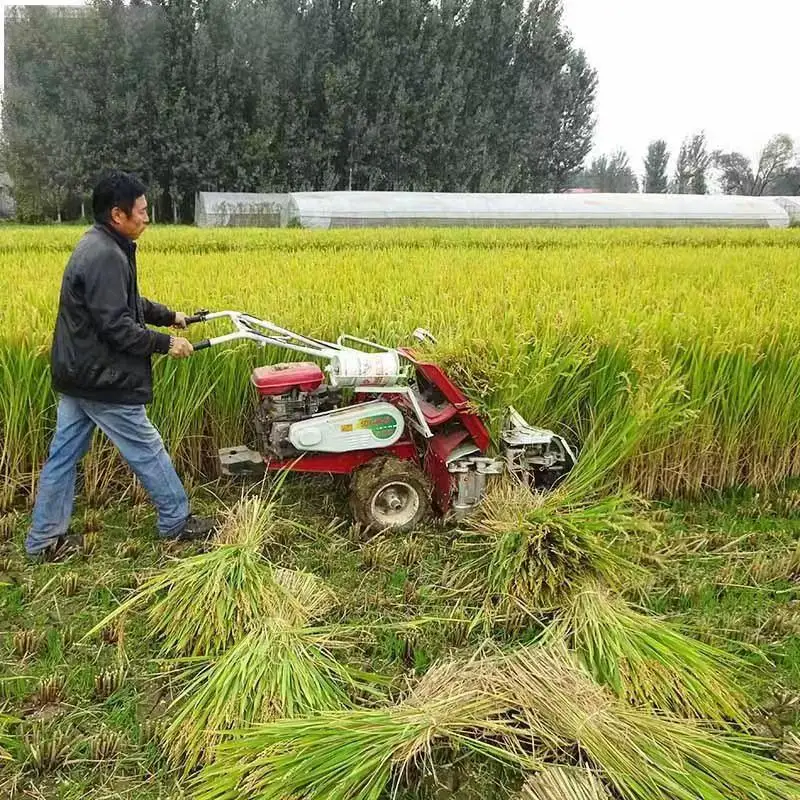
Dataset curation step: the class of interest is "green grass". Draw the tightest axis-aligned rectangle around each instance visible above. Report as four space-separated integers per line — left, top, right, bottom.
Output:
1 477 800 797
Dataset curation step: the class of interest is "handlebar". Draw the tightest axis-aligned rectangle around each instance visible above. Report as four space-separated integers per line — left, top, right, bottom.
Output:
177 310 211 354
179 309 406 364
184 309 210 325
179 309 342 359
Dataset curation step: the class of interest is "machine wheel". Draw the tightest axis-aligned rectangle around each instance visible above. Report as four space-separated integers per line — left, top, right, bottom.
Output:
350 457 432 533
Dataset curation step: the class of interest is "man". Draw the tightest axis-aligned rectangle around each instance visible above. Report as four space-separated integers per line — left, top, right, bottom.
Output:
25 170 215 562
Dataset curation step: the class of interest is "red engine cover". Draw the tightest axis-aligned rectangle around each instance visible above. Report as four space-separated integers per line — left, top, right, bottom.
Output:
252 362 325 396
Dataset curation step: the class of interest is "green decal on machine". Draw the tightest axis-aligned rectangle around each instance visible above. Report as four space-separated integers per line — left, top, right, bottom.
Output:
356 413 398 440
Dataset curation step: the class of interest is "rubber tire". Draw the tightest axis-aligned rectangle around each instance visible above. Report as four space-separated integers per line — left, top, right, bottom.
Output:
349 457 432 534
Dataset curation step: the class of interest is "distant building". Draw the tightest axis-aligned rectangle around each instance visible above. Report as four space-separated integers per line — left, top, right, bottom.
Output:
195 192 290 227
195 190 793 229
284 191 791 229
771 196 800 225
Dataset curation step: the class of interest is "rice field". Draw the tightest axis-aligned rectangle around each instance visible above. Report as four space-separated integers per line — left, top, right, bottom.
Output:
2 225 800 798
2 224 800 508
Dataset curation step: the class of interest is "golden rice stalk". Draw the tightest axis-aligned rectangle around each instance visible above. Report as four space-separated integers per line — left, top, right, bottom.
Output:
453 481 641 622
163 619 365 773
546 581 754 725
85 495 332 656
521 766 611 800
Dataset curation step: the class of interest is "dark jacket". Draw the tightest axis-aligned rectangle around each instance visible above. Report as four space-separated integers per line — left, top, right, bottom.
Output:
50 224 175 405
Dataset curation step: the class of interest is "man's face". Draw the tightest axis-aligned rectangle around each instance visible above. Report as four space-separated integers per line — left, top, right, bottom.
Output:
110 195 149 240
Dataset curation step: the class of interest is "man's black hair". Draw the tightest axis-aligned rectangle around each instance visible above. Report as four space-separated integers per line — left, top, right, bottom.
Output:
92 170 147 225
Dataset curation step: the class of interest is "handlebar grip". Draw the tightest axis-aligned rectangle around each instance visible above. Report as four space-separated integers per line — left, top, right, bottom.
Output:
185 309 210 325
193 339 212 352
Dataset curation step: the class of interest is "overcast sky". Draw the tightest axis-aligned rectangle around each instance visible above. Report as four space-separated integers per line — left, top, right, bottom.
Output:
560 0 800 170
2 0 799 175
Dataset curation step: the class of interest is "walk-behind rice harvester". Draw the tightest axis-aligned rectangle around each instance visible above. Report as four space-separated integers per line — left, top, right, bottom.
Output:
187 311 577 531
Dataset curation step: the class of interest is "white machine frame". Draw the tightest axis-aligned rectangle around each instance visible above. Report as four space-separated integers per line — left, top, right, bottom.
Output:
194 311 437 438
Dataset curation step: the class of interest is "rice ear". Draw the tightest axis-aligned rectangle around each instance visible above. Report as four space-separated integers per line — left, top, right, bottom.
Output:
546 581 754 725
452 481 640 620
521 766 611 800
163 621 359 773
213 493 282 547
87 497 339 657
273 566 338 623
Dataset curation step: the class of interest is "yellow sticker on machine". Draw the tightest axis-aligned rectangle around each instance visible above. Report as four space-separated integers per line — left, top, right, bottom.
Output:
340 414 397 440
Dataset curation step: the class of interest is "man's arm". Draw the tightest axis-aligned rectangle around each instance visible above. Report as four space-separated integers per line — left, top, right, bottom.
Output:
82 255 171 356
141 297 177 328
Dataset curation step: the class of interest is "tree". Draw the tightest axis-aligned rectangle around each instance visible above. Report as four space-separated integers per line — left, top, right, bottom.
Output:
2 0 599 219
713 151 755 195
1 7 86 220
770 166 800 196
754 134 795 195
571 149 639 193
643 139 669 193
713 134 797 196
494 0 596 192
672 144 692 195
670 133 710 194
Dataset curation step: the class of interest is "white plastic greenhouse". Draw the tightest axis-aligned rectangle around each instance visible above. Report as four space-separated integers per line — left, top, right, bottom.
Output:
195 191 795 229
772 196 800 225
195 192 290 227
286 192 791 229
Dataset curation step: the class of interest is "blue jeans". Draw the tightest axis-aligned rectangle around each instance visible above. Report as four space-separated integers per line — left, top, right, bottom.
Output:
25 395 190 554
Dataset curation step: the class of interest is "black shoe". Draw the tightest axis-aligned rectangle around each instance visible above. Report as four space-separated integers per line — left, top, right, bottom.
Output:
26 533 83 564
167 515 217 543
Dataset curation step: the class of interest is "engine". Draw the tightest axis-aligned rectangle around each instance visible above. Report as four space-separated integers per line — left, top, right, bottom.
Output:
255 389 343 458
250 363 337 458
250 362 406 458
